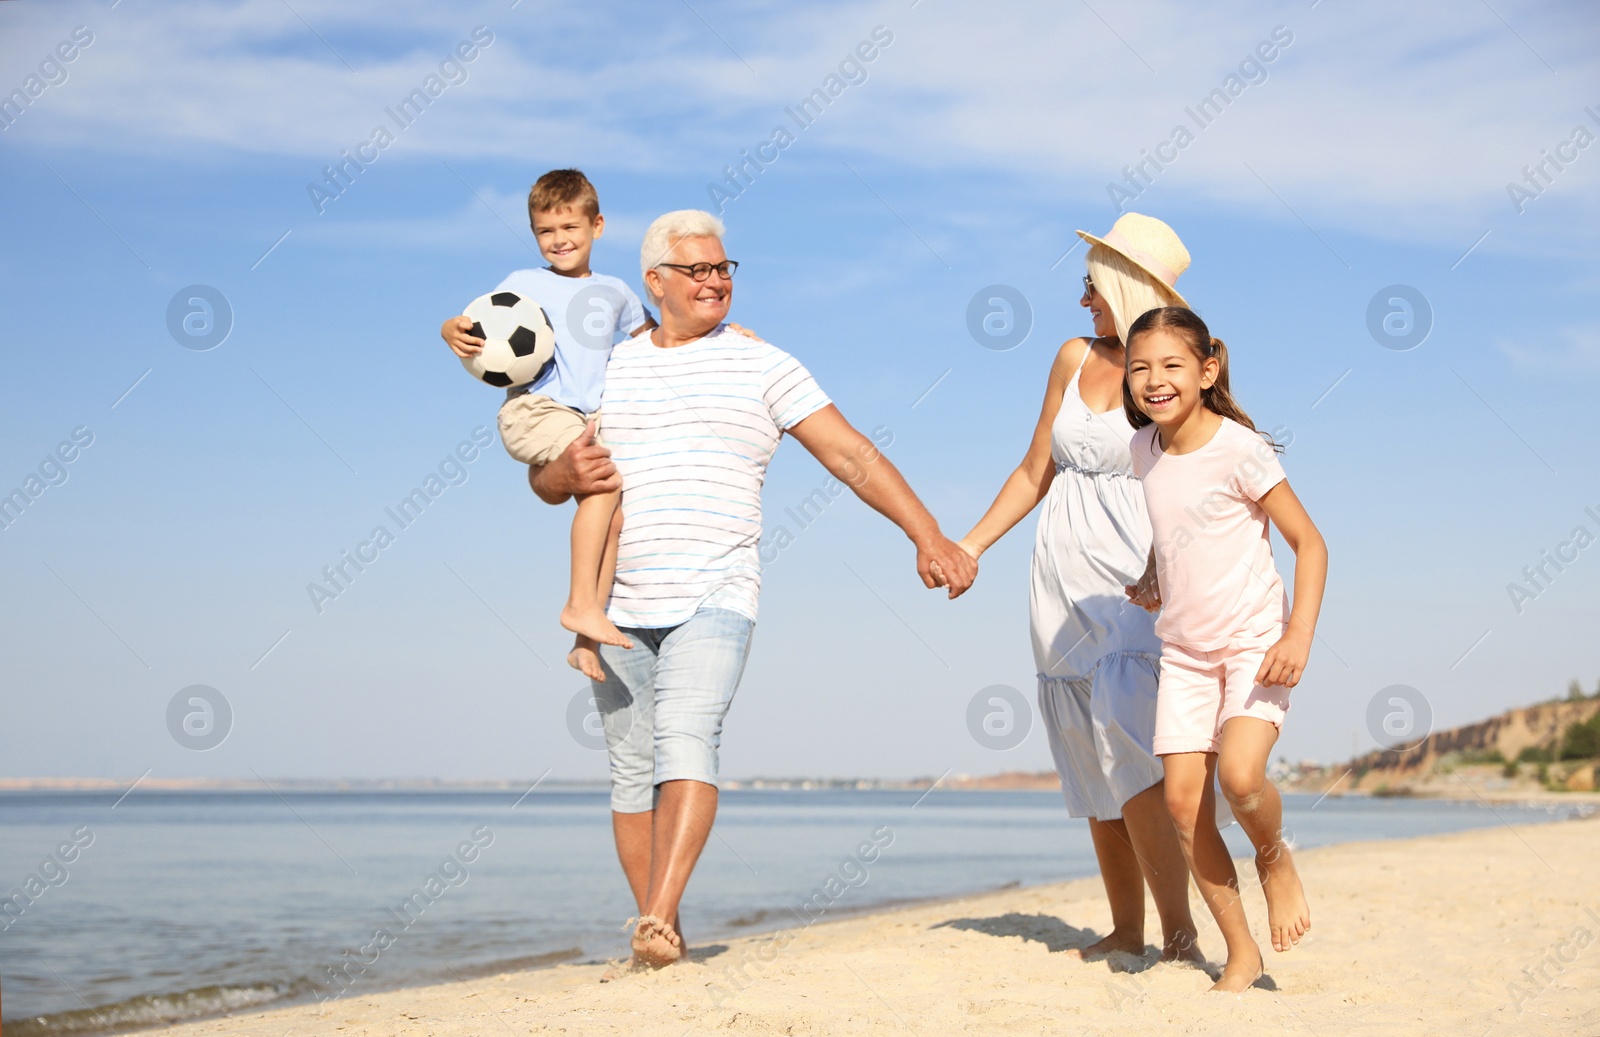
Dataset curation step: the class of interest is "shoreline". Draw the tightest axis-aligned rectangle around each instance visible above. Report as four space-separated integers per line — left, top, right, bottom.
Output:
18 811 1599 1037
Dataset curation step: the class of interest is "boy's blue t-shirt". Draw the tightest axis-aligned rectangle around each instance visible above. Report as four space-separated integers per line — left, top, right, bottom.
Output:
492 267 650 414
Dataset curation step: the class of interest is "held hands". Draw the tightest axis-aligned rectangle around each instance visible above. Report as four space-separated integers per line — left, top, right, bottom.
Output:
1124 552 1162 613
923 537 979 600
1256 626 1313 688
1124 569 1162 613
920 538 977 599
442 315 484 358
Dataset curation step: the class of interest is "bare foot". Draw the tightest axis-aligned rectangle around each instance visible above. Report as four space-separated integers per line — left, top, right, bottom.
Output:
1208 945 1263 992
567 635 606 682
631 915 683 969
1162 930 1206 966
561 603 633 649
601 915 683 979
1256 846 1311 952
1064 930 1146 960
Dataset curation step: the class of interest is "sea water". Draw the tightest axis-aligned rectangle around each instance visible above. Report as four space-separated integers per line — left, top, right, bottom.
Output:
0 787 1587 1033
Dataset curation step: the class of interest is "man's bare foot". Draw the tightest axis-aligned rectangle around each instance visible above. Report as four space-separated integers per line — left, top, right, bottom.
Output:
1256 847 1311 952
1208 946 1263 992
1162 930 1206 966
560 603 633 648
601 916 682 979
1064 930 1146 960
631 915 683 969
567 635 606 682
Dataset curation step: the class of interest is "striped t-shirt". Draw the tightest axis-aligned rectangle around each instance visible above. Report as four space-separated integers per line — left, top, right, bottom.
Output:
600 324 831 628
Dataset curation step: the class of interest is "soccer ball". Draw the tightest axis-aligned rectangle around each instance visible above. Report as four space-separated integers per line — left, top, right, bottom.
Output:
458 291 556 388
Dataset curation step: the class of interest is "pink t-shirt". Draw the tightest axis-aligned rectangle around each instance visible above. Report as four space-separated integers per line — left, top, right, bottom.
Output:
1129 417 1288 651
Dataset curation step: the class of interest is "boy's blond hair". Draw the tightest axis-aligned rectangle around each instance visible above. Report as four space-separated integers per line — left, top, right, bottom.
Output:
528 169 600 221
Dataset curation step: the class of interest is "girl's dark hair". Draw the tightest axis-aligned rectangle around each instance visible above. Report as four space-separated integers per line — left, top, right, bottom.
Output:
1121 306 1281 452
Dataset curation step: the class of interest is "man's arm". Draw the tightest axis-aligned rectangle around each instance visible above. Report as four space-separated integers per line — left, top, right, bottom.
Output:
528 421 620 505
786 405 977 598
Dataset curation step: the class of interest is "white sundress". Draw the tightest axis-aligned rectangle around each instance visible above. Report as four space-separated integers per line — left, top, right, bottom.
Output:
1028 346 1166 820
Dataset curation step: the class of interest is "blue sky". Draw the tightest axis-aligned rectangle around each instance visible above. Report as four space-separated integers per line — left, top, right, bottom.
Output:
2 0 1597 783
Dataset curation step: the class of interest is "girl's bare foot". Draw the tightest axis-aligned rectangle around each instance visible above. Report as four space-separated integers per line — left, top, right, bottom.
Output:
1256 849 1311 952
560 603 633 649
630 915 683 969
1064 930 1146 960
1208 945 1263 992
567 635 605 682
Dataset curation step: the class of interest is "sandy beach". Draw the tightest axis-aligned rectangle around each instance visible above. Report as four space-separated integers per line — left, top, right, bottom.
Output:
139 812 1600 1037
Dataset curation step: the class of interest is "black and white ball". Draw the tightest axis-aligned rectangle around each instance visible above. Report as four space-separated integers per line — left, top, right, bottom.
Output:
459 291 555 388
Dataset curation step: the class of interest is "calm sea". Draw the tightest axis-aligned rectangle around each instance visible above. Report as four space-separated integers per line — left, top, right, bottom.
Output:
0 787 1588 1034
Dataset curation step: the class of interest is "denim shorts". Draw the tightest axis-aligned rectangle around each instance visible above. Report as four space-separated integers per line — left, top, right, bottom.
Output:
593 608 756 813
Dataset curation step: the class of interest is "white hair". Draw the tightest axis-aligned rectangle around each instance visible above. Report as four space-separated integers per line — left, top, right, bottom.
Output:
1085 243 1181 345
640 209 726 301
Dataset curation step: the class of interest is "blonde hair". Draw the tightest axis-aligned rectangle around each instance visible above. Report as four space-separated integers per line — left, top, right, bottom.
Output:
640 209 725 301
1085 243 1180 345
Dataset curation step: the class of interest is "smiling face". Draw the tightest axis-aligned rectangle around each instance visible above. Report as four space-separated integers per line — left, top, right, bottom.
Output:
531 204 604 275
1126 327 1219 430
1080 277 1118 339
644 235 733 341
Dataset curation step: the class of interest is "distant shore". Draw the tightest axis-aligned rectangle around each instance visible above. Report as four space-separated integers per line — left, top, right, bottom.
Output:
7 769 1599 806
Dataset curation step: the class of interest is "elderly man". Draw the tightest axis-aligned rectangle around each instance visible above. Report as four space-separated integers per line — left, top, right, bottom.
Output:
535 209 975 971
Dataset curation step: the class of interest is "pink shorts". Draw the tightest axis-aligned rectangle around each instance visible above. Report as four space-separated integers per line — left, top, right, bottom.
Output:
1153 628 1290 756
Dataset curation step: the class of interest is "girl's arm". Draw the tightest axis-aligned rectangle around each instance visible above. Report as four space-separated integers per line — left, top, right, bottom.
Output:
1255 480 1328 688
956 339 1087 558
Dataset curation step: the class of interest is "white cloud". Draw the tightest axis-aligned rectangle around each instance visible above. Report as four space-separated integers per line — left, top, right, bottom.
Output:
1499 323 1600 371
4 0 1597 251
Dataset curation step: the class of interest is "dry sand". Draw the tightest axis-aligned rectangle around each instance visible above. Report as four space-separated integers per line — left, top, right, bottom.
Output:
154 815 1600 1037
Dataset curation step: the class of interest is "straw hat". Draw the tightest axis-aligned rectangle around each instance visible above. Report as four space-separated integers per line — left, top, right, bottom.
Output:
1076 213 1190 307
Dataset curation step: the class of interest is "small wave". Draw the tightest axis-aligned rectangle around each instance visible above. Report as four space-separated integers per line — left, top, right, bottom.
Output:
5 980 306 1037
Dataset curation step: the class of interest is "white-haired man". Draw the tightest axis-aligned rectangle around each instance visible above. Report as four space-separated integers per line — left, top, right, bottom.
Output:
559 209 976 972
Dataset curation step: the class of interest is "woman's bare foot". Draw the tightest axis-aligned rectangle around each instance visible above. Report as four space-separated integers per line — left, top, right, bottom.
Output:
1256 848 1311 952
1064 929 1146 960
1161 930 1206 965
1208 945 1263 992
631 915 683 969
567 635 605 682
560 603 633 649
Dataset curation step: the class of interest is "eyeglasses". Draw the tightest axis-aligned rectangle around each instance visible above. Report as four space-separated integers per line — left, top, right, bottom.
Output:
1082 274 1096 297
658 260 739 282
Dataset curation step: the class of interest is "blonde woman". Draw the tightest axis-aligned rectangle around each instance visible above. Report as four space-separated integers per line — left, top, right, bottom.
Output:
958 214 1207 964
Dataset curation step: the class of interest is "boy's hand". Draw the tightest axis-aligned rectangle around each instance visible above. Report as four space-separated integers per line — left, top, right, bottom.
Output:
727 322 764 341
1256 628 1312 688
442 315 484 358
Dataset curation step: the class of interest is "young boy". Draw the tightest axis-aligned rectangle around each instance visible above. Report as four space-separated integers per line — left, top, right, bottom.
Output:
441 169 653 677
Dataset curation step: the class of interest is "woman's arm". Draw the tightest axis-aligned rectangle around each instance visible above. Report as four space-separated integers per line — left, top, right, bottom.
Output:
1255 479 1328 688
957 339 1089 558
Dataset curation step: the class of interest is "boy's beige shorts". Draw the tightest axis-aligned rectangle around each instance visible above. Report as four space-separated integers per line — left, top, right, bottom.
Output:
497 392 596 467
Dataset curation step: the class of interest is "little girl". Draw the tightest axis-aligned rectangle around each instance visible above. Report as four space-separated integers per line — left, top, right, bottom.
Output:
1121 306 1328 993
